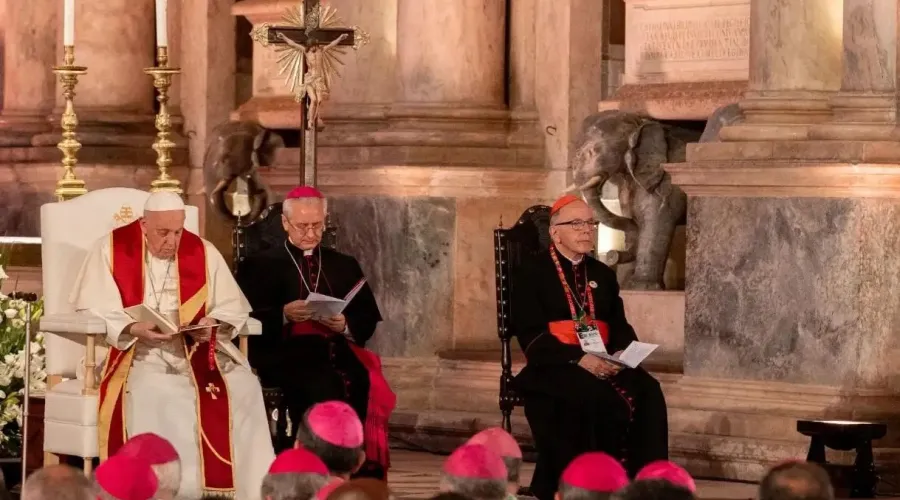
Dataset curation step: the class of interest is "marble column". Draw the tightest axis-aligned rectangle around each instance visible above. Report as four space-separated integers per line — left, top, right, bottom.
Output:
0 0 58 142
534 0 604 169
392 0 507 130
67 0 155 121
722 0 843 140
814 0 899 140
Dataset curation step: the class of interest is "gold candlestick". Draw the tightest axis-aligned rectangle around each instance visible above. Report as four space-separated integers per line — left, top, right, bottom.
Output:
52 45 88 201
144 47 182 194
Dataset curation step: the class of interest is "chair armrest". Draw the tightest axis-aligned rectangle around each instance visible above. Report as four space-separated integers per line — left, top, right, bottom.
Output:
40 312 105 396
241 318 262 336
40 312 107 335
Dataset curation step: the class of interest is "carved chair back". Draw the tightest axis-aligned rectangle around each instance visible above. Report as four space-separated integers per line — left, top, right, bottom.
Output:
494 205 551 432
41 188 200 380
232 200 337 451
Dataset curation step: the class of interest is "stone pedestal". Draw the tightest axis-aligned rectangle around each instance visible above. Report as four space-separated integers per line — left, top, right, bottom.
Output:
0 0 58 143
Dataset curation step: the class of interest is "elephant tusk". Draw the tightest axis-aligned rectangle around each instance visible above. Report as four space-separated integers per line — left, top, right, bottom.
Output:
566 175 603 193
564 183 580 193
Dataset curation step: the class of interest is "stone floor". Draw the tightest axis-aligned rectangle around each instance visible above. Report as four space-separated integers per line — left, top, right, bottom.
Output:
388 450 759 499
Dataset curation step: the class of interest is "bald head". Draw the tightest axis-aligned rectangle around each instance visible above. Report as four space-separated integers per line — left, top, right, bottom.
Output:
759 462 834 500
22 465 95 500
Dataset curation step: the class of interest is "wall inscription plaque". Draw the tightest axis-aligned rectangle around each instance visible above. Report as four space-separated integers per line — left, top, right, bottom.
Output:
624 0 751 84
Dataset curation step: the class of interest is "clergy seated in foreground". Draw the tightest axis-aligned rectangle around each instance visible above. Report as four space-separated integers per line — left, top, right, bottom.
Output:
511 195 668 500
70 191 276 499
237 186 396 479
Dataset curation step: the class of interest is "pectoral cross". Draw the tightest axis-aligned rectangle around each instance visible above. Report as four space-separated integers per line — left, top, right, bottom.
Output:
205 383 220 400
249 0 368 187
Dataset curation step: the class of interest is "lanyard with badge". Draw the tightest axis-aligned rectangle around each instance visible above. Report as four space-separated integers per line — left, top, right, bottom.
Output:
549 246 606 355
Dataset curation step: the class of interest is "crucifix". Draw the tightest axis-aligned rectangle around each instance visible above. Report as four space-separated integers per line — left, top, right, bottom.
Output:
250 0 368 187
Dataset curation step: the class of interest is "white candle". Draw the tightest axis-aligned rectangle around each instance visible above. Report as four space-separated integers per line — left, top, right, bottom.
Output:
155 0 168 47
63 0 75 46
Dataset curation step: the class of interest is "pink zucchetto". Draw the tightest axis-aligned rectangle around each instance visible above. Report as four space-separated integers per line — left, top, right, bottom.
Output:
636 461 696 492
443 444 507 480
466 427 522 459
561 452 629 492
269 448 330 475
117 433 179 465
286 186 324 199
307 401 364 448
95 455 159 500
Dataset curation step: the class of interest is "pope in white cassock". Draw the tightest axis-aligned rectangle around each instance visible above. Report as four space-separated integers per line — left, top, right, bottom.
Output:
70 191 275 499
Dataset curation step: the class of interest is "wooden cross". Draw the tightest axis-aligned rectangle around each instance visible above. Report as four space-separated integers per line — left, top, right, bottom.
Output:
205 383 220 400
250 0 366 187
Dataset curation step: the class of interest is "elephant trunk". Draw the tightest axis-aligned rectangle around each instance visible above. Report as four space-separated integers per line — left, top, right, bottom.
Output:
581 173 638 234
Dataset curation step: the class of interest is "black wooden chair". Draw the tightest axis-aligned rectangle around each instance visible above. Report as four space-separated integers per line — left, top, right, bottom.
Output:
232 202 338 451
494 205 552 433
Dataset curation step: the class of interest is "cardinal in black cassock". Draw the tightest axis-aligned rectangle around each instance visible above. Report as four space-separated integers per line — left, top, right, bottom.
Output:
512 195 668 500
236 186 395 480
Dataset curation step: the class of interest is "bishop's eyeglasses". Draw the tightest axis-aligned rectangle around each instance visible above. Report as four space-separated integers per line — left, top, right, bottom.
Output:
554 219 600 231
286 219 325 234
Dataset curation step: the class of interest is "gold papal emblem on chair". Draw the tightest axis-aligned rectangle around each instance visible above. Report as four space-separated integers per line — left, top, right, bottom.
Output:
112 205 135 226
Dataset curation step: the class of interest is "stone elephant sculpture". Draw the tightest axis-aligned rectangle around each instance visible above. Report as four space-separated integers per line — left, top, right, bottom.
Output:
203 121 284 223
568 106 743 290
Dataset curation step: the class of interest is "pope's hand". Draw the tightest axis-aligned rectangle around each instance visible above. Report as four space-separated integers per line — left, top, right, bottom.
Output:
319 314 347 333
184 317 218 342
129 321 173 345
578 354 622 378
283 300 313 322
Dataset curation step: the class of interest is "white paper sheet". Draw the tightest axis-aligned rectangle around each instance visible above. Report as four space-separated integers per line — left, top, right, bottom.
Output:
305 293 348 319
594 341 659 369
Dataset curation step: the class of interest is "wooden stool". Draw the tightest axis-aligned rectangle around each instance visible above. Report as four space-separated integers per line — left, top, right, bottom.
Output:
797 420 887 498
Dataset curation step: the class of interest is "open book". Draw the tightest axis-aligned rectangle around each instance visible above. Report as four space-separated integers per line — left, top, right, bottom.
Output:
594 341 659 369
306 279 367 319
124 304 213 335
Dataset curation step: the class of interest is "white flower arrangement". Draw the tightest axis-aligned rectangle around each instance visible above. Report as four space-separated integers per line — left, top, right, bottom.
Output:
0 252 47 457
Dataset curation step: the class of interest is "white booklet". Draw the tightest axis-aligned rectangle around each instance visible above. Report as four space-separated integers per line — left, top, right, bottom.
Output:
594 341 659 369
124 304 180 335
123 304 213 335
306 279 367 320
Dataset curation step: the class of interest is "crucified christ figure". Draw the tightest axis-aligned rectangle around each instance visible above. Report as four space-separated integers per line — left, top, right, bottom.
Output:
277 32 349 130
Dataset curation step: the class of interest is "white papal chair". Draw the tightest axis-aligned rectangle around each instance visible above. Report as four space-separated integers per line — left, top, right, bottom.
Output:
38 187 261 474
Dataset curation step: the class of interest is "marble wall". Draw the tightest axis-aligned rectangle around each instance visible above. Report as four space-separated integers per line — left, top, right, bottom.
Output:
328 196 456 357
685 196 900 390
296 189 561 357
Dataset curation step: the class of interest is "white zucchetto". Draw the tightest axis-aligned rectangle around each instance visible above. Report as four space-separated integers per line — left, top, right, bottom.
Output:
143 191 185 212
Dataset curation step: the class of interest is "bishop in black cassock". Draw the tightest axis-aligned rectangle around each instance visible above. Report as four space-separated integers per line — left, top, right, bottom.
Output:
512 195 668 500
236 186 395 480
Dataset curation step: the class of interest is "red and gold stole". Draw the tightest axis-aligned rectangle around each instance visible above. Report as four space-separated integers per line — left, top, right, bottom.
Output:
97 219 236 495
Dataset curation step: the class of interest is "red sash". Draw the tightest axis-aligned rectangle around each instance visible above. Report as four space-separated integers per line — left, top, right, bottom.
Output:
288 323 397 470
97 220 237 495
